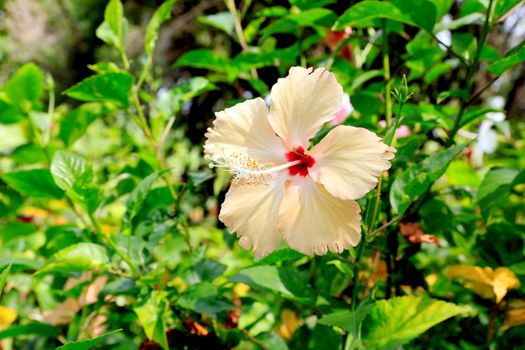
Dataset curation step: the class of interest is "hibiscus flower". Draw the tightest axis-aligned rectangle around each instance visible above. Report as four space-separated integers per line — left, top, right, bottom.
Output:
205 67 395 257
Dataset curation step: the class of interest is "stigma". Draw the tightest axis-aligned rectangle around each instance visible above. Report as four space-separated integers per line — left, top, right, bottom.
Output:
285 146 315 176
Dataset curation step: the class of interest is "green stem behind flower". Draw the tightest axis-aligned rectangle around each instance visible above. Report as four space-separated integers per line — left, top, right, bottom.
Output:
447 0 495 146
87 212 141 276
382 21 393 128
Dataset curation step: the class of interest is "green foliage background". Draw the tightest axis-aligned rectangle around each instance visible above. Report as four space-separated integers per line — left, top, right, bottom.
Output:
0 0 524 349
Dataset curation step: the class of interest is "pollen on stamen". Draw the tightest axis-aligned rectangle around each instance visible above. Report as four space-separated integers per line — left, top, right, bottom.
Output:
209 151 275 187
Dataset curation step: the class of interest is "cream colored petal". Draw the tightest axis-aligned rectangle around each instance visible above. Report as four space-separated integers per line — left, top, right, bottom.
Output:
278 178 361 255
268 67 343 149
204 98 286 164
219 175 287 258
309 125 396 200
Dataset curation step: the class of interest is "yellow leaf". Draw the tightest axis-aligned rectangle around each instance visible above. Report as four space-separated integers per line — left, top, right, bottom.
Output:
278 309 298 340
233 283 250 297
0 306 17 328
493 268 521 303
500 300 525 332
167 276 187 292
449 265 520 303
21 206 49 219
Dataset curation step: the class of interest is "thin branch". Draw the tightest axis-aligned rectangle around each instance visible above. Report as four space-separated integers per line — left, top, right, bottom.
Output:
430 32 469 67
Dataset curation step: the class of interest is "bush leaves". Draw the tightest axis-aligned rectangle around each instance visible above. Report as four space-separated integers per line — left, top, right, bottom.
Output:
390 144 467 215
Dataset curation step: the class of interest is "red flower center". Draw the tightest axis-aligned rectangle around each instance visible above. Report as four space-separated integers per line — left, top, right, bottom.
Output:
285 146 315 177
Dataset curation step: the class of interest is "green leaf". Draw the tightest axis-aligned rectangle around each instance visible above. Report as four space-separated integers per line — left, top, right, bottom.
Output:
477 222 524 267
361 296 472 349
390 144 467 215
96 0 126 50
0 99 24 124
486 44 525 75
51 151 100 214
290 0 336 10
334 0 436 32
0 264 11 299
288 8 337 27
476 168 520 216
437 89 467 104
391 0 437 32
0 258 43 270
64 73 133 108
51 151 92 191
251 248 304 267
198 12 234 36
122 172 158 230
349 70 383 94
176 282 234 314
145 0 176 55
173 49 229 72
496 0 523 18
59 103 105 147
37 243 109 276
318 299 375 338
263 9 337 36
230 266 314 304
2 169 64 199
244 17 265 44
106 0 124 40
452 32 478 62
6 63 44 107
134 291 169 350
428 0 453 19
0 322 58 340
155 77 216 115
55 329 122 350
10 144 47 165
433 12 484 32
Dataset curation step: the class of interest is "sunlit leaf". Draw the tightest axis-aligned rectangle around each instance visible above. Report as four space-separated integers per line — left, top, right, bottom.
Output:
51 151 92 191
135 291 169 350
51 151 100 213
37 243 109 276
361 296 472 349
